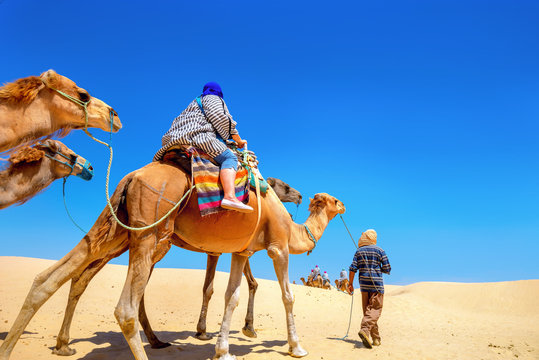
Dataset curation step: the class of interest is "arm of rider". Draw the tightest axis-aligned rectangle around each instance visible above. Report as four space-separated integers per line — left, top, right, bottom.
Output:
231 134 247 149
348 270 356 295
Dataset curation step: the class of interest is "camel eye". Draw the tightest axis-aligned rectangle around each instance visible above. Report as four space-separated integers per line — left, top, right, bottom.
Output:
78 91 90 102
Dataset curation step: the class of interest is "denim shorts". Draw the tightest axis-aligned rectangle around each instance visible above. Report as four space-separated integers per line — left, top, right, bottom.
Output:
214 149 238 171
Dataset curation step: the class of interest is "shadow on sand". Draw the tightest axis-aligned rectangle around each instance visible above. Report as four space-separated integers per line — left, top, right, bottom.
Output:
50 330 288 359
326 336 366 349
0 331 37 341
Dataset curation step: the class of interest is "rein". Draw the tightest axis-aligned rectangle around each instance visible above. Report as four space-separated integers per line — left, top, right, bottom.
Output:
43 81 195 232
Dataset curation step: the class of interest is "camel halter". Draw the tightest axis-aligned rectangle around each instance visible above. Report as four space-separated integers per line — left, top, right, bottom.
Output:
43 81 196 232
304 224 318 255
42 147 94 181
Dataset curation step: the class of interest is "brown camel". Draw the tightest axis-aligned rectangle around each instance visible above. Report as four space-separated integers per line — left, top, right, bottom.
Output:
299 277 314 287
335 278 350 292
267 177 302 205
0 160 344 360
0 70 121 153
49 177 302 356
0 139 92 209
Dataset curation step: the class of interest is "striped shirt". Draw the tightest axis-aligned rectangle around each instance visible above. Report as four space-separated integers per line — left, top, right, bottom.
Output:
349 245 391 294
154 95 238 161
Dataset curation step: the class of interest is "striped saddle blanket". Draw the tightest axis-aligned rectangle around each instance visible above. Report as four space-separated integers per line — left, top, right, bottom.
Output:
186 147 250 216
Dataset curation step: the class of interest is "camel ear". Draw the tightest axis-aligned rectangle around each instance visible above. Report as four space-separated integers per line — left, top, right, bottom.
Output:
40 69 59 88
267 177 275 186
37 139 58 152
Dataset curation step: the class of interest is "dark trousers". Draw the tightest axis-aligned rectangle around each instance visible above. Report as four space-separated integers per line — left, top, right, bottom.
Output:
360 291 384 341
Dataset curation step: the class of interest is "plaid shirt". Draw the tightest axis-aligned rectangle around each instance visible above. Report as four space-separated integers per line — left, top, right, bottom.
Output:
349 245 391 294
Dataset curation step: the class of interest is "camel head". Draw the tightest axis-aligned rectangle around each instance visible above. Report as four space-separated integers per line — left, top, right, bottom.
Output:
40 70 122 133
308 193 345 220
35 139 94 180
267 177 302 205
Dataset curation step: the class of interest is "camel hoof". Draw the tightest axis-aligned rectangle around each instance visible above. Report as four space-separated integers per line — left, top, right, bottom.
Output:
195 332 213 341
52 345 77 356
242 326 258 338
150 340 171 349
288 345 308 358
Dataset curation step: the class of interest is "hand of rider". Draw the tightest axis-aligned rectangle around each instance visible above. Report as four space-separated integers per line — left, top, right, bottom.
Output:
348 284 354 295
236 139 248 149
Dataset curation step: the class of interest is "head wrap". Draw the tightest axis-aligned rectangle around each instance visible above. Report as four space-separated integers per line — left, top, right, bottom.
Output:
357 229 377 248
202 82 224 98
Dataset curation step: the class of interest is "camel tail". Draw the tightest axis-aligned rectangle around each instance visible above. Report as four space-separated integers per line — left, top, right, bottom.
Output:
88 171 136 254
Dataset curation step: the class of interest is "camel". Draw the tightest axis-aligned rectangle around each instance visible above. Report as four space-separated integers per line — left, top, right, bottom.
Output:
0 159 345 360
0 139 93 209
267 177 302 205
299 277 314 287
0 70 122 153
335 278 350 292
321 278 331 290
48 177 302 356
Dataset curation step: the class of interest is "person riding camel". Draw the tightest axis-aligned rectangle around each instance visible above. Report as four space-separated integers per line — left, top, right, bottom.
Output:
154 82 253 213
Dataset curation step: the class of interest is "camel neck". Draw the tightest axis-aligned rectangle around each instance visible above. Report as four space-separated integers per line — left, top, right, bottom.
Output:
288 210 330 255
0 159 56 209
0 100 54 151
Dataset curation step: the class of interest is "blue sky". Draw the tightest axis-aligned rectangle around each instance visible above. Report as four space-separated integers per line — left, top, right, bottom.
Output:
1 0 538 285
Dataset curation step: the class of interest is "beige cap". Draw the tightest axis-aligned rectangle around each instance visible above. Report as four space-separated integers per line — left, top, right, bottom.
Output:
357 229 377 247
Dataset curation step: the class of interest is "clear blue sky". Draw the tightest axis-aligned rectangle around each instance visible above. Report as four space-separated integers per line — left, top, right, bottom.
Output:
1 0 538 285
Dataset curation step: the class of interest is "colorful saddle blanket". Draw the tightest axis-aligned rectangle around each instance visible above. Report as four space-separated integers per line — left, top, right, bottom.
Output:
187 147 250 216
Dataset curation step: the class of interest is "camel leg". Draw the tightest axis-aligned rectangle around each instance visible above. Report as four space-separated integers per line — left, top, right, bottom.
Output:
138 266 170 349
53 257 112 356
195 254 219 340
241 259 258 338
0 242 94 360
270 249 308 358
214 253 248 360
114 232 171 360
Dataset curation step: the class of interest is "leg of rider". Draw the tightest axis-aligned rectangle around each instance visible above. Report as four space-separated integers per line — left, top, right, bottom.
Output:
215 149 241 203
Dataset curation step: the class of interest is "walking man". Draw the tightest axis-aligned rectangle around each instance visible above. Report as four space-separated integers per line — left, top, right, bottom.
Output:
348 229 391 349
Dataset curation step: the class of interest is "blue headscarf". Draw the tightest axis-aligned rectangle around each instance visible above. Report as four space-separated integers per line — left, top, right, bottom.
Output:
202 82 224 98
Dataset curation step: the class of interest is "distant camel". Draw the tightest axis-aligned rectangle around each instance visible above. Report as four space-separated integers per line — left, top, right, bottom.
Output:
300 277 314 287
335 278 350 292
49 177 301 354
0 70 121 153
0 139 92 210
0 156 344 360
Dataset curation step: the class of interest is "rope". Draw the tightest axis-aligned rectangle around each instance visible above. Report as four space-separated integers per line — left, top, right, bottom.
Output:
46 85 195 231
339 294 354 340
338 214 357 340
62 178 88 234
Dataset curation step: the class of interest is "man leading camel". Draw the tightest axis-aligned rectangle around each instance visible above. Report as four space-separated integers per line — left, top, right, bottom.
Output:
347 229 391 349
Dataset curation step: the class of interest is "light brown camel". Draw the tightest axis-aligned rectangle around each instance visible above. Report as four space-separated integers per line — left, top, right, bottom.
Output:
299 277 314 287
312 274 323 288
0 70 122 153
0 139 92 209
335 278 350 292
49 177 302 356
0 160 344 360
321 277 332 290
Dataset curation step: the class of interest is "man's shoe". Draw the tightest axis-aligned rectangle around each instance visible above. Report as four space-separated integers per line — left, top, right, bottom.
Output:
358 331 372 349
372 339 381 346
221 198 254 213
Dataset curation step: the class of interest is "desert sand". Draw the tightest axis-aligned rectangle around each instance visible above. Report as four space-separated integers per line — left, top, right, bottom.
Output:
0 256 537 360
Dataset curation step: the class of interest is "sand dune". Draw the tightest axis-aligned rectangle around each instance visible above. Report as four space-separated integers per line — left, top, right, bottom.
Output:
0 256 537 360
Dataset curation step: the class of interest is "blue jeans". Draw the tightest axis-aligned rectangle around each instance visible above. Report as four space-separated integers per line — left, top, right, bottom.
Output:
214 149 238 171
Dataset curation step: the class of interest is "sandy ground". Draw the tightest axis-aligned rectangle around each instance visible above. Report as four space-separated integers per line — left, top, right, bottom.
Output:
0 257 538 360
